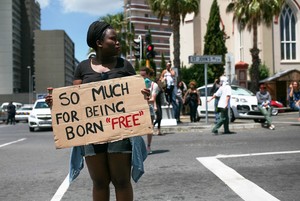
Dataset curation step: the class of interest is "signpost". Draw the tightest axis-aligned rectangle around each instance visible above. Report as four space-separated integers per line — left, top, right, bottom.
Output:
188 55 223 124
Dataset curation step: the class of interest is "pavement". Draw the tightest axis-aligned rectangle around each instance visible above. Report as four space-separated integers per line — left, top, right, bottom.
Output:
159 115 261 134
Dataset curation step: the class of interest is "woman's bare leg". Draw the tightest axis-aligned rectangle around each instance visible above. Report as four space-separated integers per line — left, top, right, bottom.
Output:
108 153 133 201
85 153 111 201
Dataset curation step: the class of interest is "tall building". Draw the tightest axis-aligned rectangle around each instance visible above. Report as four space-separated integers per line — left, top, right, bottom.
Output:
34 30 75 94
124 0 172 68
0 0 40 96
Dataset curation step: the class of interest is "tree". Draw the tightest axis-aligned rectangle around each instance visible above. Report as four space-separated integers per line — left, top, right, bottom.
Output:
100 13 133 58
226 0 284 92
147 0 199 79
203 0 228 82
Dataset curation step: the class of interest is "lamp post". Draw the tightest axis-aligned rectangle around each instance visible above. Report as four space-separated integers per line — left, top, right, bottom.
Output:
126 3 132 63
27 66 31 103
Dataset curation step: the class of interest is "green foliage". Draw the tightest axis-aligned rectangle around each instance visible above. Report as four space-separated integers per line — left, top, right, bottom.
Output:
203 0 228 80
134 59 140 71
180 64 205 88
147 0 200 78
249 62 270 81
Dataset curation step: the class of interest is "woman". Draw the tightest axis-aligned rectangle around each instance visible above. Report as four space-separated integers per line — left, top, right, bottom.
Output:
183 81 201 122
160 61 176 105
46 21 147 201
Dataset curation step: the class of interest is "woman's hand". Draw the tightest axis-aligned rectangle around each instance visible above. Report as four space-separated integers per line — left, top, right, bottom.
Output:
141 88 150 100
45 87 53 108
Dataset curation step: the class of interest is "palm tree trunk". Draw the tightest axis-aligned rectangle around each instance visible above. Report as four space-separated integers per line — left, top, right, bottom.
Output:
173 15 181 80
250 21 260 93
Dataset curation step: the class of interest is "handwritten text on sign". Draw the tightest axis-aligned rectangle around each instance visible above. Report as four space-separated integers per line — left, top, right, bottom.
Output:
51 75 152 149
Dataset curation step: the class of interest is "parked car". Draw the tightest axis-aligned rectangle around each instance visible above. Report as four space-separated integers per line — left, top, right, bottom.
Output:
15 104 34 122
0 102 23 122
28 99 52 132
270 100 284 116
197 84 265 122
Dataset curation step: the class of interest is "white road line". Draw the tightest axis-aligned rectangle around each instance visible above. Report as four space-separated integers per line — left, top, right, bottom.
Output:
0 138 26 148
51 174 70 201
215 150 300 159
197 157 280 201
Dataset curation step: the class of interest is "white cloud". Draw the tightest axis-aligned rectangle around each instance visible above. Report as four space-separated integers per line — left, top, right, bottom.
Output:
36 0 50 9
59 0 124 16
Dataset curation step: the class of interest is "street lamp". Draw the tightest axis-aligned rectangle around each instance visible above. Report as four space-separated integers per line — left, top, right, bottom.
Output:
27 66 31 103
126 3 132 63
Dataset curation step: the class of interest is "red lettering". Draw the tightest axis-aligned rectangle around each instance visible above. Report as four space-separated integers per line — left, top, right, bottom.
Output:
132 113 140 126
110 113 141 129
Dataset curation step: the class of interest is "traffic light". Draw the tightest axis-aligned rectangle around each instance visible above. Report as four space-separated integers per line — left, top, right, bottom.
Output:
146 44 155 59
133 35 143 60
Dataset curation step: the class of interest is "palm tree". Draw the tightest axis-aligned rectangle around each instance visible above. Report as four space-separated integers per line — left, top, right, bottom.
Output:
226 0 284 92
100 13 133 58
147 0 199 79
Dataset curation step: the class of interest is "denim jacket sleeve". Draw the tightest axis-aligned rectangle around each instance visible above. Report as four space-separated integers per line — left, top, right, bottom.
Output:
130 136 148 183
69 146 84 183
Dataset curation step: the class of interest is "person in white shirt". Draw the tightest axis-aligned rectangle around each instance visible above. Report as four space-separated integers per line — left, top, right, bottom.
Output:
208 76 235 135
140 67 160 154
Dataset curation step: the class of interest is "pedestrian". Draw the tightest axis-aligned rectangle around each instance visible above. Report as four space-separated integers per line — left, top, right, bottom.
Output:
140 67 161 153
160 61 176 105
176 81 185 123
208 76 235 135
288 81 300 111
257 83 275 130
183 81 201 122
6 101 16 125
211 78 221 124
46 21 147 201
153 77 163 135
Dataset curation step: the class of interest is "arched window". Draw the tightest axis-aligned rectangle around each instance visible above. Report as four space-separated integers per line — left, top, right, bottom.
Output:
280 4 297 60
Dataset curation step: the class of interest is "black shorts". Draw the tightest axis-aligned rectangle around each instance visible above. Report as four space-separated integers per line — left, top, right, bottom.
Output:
92 138 132 153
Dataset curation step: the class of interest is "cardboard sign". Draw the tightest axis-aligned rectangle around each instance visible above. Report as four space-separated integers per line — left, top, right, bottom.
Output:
51 75 152 149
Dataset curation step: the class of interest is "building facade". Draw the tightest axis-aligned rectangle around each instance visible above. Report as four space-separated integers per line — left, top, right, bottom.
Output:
176 0 300 76
34 30 75 94
0 0 40 96
124 0 172 68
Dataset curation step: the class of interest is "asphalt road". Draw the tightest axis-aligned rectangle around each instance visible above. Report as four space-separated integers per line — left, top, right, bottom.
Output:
0 112 299 201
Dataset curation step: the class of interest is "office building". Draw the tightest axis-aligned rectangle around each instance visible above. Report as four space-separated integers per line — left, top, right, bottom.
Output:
124 0 172 68
0 0 40 97
34 30 75 94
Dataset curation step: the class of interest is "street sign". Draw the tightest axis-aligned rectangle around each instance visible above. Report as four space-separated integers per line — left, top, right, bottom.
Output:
188 55 223 124
189 55 222 64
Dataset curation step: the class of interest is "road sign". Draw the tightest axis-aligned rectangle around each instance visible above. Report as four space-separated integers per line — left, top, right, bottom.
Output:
188 55 223 123
189 55 222 64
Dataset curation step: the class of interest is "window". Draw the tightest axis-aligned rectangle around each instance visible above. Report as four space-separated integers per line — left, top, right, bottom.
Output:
280 4 297 60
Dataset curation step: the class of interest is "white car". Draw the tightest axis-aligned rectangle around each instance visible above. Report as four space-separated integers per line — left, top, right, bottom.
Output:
197 84 265 122
28 99 52 132
15 104 34 122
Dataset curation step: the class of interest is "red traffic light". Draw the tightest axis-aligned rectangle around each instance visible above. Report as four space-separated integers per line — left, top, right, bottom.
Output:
147 45 153 51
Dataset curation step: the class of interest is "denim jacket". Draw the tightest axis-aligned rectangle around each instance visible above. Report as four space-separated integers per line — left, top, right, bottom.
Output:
69 136 147 183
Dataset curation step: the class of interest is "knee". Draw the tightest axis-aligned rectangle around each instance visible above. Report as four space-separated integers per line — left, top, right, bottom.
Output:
111 176 131 189
91 177 111 189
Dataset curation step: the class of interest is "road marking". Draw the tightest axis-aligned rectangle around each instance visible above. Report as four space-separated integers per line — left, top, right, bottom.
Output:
197 157 280 201
216 150 300 159
197 150 300 201
0 138 26 148
51 174 70 201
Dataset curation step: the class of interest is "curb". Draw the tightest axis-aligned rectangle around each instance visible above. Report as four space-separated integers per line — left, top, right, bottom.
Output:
160 122 261 133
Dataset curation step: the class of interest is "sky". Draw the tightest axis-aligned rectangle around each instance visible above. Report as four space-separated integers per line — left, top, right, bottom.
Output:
36 0 123 62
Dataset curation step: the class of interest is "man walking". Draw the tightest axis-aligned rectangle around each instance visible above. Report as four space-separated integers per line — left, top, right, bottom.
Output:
6 101 16 125
208 76 235 135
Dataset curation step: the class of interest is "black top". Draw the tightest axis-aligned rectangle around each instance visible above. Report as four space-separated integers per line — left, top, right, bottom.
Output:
74 57 136 83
